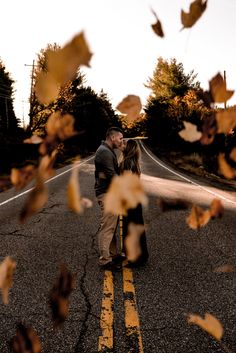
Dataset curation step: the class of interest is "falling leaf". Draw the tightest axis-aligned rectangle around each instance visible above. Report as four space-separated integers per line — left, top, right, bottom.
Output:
218 153 236 179
209 199 224 219
178 121 202 142
229 148 236 162
187 312 223 341
49 263 75 327
35 71 60 105
209 73 234 103
124 223 145 262
116 95 142 124
186 205 211 229
104 171 148 216
19 179 48 223
181 0 207 30
214 264 236 273
11 165 36 191
38 151 57 181
12 323 41 353
0 256 16 305
200 114 217 145
151 8 164 37
216 109 236 134
23 135 43 144
157 198 191 212
46 112 76 141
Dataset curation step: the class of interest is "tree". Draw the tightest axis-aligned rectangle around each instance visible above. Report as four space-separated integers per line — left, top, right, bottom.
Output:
0 60 20 135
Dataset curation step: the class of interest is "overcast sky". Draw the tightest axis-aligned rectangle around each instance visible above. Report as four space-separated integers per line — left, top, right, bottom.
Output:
1 0 236 126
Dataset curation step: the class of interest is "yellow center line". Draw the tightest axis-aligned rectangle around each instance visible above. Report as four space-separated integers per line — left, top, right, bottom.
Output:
123 266 144 353
98 270 114 352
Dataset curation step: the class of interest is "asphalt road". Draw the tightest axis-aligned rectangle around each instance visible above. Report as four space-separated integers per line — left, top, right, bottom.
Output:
0 143 235 353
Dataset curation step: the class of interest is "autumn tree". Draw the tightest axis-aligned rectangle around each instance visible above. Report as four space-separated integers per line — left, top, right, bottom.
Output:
0 60 20 137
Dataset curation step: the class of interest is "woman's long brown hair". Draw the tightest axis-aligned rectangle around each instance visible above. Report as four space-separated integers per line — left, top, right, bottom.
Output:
120 139 141 175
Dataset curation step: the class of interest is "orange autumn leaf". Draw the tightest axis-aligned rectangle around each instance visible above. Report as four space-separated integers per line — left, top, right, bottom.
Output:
35 71 60 105
187 312 223 341
38 150 57 181
218 153 236 179
104 171 148 216
214 264 236 273
229 147 236 162
116 95 142 124
0 256 16 305
178 121 202 142
186 205 211 229
216 109 236 134
181 0 207 30
151 8 164 37
209 199 224 219
11 165 37 191
209 73 234 103
124 223 145 262
12 323 41 353
19 179 48 223
46 112 76 141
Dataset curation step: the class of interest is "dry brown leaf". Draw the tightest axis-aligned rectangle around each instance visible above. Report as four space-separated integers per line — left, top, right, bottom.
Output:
46 112 76 140
124 223 145 262
151 9 164 37
23 135 43 144
178 121 202 142
216 110 236 134
47 32 92 87
35 71 60 105
11 165 36 191
0 256 16 305
213 264 236 273
12 323 41 353
209 199 224 219
209 73 234 103
104 171 148 216
181 0 207 30
229 148 236 162
49 263 75 327
218 153 236 179
187 312 223 341
186 205 211 229
116 95 142 124
19 179 48 223
38 150 57 181
200 114 217 145
158 198 191 212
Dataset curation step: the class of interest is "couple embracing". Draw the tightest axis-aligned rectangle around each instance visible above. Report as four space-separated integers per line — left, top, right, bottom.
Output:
94 127 149 271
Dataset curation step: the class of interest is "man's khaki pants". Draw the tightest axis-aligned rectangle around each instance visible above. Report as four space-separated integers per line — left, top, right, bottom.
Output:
97 194 119 265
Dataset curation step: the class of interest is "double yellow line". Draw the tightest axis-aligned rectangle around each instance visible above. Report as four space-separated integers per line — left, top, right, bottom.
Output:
98 217 144 352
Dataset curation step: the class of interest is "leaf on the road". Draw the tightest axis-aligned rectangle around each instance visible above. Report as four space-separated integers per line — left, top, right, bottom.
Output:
209 199 224 219
49 263 75 327
104 171 148 216
124 223 145 262
229 148 236 162
151 8 164 37
12 323 41 353
181 0 207 30
19 179 48 223
218 153 236 179
216 109 236 134
116 95 142 124
0 256 16 305
46 112 77 141
11 165 37 191
213 264 236 273
38 150 57 181
23 135 43 144
187 312 223 341
35 32 92 104
209 73 234 104
157 197 191 212
200 114 217 145
178 121 202 142
186 205 211 229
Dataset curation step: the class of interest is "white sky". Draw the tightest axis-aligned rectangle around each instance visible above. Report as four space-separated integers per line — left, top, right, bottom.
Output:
1 0 236 127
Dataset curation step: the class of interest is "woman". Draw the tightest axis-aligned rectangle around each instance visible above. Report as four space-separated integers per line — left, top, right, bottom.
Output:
119 139 149 267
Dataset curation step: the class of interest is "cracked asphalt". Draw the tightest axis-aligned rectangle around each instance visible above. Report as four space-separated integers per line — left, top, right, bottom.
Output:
0 144 235 353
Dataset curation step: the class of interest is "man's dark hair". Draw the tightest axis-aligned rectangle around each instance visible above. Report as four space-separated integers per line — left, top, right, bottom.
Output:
106 126 123 138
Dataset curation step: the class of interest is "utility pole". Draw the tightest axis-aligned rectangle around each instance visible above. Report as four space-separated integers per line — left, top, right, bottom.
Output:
223 70 227 109
25 60 35 127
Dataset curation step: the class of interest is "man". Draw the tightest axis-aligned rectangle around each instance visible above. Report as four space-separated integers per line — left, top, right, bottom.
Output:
95 126 123 270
